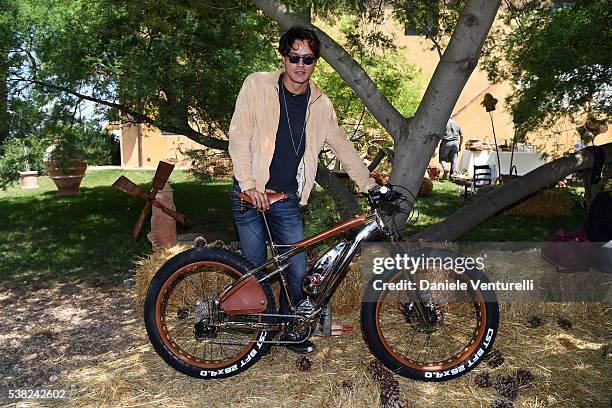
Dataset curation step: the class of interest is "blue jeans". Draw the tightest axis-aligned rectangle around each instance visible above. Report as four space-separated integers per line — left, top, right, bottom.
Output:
439 140 459 176
231 181 307 314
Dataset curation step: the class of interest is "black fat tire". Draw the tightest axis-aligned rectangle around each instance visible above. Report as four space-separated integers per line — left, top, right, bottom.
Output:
143 246 275 379
360 248 499 381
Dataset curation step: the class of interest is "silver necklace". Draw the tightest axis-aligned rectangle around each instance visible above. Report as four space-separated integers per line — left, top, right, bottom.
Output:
281 80 309 157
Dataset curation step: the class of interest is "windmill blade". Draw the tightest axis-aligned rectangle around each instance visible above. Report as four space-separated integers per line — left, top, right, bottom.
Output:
151 161 175 194
113 176 144 198
133 201 152 239
113 176 151 202
154 201 187 225
115 162 183 240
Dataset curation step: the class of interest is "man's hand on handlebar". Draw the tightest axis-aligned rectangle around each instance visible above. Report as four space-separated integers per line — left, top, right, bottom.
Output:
244 188 277 210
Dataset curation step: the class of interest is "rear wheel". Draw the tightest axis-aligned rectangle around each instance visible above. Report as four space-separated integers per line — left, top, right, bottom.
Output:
360 248 499 381
143 246 275 379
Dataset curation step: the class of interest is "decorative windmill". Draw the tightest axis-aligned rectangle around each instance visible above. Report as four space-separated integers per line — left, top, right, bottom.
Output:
113 161 187 239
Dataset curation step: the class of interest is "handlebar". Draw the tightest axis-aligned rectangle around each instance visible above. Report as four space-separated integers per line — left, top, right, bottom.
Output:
366 184 403 209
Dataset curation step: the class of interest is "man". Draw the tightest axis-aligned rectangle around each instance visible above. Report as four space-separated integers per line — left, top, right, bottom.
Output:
228 27 376 353
439 118 464 179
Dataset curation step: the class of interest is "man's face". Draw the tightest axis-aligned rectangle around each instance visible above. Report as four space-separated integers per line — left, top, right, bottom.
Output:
282 39 317 87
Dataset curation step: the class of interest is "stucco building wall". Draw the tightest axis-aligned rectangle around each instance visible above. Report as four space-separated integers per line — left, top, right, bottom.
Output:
119 123 203 169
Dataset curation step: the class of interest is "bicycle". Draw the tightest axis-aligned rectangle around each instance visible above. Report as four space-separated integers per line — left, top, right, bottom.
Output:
143 185 499 380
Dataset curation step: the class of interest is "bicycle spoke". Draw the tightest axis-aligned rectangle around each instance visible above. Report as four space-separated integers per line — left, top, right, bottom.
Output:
378 276 487 366
157 261 266 367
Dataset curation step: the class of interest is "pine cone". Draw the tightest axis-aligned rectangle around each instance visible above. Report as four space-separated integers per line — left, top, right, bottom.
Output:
494 375 519 401
396 399 415 408
296 356 312 371
490 399 513 408
474 371 492 388
369 360 405 408
341 379 353 392
368 360 386 381
527 314 545 328
516 368 534 386
380 378 400 408
557 317 573 330
209 239 225 248
484 349 505 369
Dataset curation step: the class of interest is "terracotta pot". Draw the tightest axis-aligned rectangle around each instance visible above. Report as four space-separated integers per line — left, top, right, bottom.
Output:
418 178 434 197
19 171 39 189
43 144 87 196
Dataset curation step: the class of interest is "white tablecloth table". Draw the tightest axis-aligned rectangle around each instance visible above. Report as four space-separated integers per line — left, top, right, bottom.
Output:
458 150 493 176
459 150 546 176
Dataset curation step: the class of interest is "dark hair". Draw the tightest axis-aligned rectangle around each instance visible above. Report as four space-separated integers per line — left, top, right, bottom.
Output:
278 26 321 59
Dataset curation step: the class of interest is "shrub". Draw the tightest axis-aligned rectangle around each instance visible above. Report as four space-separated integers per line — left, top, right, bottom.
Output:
0 137 47 189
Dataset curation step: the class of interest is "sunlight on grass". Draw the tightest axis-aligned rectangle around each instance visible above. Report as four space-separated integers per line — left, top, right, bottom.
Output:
0 171 587 283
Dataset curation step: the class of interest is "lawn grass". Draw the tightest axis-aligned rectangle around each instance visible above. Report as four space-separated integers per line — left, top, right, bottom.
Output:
0 170 587 283
405 180 587 241
0 169 235 284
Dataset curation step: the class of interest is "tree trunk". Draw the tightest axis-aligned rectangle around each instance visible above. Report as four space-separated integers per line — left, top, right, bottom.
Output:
255 0 501 224
315 162 361 218
0 50 9 147
414 143 612 241
389 0 501 224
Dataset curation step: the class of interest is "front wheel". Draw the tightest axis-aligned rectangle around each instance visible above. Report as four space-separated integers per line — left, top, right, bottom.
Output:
360 249 499 381
143 246 275 379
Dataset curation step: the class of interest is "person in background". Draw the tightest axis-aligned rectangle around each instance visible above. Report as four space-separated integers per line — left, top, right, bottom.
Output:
439 118 464 180
574 131 594 152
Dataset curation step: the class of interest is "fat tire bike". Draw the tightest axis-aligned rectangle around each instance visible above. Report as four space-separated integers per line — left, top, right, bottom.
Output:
143 185 499 380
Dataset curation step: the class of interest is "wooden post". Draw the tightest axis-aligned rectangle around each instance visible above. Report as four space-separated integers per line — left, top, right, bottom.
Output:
147 182 178 251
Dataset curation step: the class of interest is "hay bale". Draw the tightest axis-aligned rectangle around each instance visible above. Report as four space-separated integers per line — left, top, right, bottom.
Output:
131 244 369 316
504 189 571 217
133 245 187 312
71 244 611 407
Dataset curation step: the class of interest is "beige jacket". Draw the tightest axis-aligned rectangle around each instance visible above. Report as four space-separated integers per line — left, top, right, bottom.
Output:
228 70 376 205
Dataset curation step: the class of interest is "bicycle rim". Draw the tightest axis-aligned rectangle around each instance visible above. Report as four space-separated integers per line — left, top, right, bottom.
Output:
154 261 262 369
374 270 487 371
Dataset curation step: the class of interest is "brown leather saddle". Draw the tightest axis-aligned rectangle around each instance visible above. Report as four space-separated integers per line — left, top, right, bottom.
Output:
237 191 289 206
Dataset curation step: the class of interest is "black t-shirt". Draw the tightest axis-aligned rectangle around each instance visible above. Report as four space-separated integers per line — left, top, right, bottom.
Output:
266 76 308 194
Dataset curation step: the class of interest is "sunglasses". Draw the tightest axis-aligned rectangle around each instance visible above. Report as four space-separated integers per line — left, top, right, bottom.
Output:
287 54 316 65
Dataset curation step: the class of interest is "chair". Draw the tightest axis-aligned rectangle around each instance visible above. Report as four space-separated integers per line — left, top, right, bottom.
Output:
472 164 493 195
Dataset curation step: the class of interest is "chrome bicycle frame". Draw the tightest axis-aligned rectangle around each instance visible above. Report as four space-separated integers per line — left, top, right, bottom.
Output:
219 208 389 317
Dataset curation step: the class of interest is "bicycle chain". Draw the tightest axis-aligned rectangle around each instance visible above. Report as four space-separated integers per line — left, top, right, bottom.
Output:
204 335 310 345
206 313 314 345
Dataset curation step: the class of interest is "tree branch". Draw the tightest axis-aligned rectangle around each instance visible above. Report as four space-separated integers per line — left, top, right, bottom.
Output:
315 162 361 218
19 77 229 151
414 143 612 241
332 147 392 177
409 0 501 144
253 0 407 142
